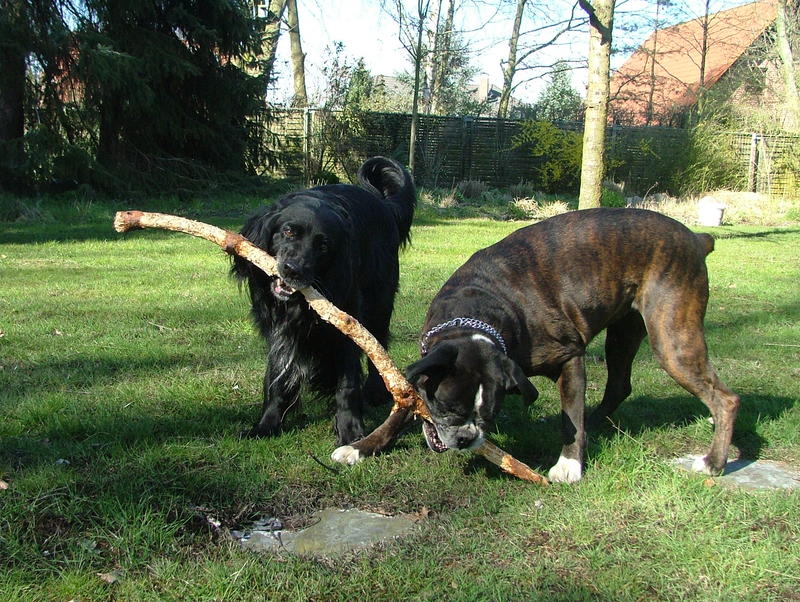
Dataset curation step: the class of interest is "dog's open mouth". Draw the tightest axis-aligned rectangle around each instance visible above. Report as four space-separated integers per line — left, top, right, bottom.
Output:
423 421 448 453
271 278 297 300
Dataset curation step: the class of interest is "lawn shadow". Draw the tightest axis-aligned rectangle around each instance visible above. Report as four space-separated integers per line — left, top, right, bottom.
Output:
461 391 796 481
0 389 406 531
0 356 394 475
0 202 251 245
707 226 800 241
0 343 251 399
585 392 796 462
704 301 800 335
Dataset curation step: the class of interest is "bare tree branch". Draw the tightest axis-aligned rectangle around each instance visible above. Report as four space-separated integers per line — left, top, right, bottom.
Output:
113 210 549 485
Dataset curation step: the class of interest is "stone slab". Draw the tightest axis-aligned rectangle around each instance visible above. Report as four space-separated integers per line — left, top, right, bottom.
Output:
672 456 800 490
232 508 417 557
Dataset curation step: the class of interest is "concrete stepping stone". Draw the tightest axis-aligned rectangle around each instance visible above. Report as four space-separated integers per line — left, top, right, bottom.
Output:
672 456 800 490
232 508 417 557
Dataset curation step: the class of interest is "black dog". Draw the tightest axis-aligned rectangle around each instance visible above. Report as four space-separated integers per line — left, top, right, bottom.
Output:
232 157 415 445
403 208 739 483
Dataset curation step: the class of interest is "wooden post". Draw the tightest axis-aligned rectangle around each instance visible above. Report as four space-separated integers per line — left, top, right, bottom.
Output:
747 133 758 193
303 108 312 186
461 116 474 181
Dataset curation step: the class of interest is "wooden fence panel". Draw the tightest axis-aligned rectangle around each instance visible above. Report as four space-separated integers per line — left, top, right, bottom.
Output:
606 125 690 195
269 109 307 180
730 132 800 196
264 108 799 197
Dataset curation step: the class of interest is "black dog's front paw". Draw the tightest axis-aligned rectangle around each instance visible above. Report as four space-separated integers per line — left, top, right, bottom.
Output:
244 422 282 439
334 415 365 446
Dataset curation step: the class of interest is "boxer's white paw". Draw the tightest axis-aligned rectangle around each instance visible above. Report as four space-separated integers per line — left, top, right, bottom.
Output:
331 445 363 466
691 454 714 475
548 455 583 483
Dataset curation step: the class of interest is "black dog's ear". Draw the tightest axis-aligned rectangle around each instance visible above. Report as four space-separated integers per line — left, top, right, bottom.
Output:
231 208 280 280
405 343 459 386
237 206 281 258
499 356 538 405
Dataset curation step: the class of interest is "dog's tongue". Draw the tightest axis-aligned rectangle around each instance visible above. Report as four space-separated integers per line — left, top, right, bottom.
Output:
273 278 296 297
423 421 448 453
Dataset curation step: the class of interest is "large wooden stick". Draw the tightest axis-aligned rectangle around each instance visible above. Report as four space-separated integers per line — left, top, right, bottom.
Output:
114 210 548 485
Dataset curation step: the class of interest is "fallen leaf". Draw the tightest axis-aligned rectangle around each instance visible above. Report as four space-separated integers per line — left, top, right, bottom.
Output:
53 329 64 336
703 478 716 488
97 569 124 584
0 479 9 490
79 538 99 553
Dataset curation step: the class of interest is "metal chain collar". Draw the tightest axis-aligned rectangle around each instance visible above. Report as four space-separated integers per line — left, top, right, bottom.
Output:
420 317 507 355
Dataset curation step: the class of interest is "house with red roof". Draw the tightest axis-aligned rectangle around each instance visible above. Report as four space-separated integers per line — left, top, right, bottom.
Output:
609 0 782 126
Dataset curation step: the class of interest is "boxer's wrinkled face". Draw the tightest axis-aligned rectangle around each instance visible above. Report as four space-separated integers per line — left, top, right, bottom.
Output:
406 339 539 452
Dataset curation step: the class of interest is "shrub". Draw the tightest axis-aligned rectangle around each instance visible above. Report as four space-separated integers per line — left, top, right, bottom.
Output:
671 113 744 195
508 180 539 200
510 196 539 217
0 198 48 222
511 121 582 194
456 179 489 199
418 188 460 209
511 197 571 220
601 186 626 207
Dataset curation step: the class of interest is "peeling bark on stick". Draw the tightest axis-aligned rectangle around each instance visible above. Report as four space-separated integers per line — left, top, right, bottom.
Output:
113 210 548 485
474 440 549 485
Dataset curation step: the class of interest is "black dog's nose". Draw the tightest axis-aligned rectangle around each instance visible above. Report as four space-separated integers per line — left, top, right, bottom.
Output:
282 260 302 281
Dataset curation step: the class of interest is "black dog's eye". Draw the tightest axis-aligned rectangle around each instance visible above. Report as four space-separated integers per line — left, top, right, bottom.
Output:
282 226 295 239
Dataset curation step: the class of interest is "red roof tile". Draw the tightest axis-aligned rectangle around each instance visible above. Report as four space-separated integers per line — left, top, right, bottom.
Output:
610 0 777 124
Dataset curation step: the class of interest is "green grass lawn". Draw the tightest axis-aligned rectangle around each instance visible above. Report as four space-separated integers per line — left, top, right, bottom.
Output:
1 197 799 600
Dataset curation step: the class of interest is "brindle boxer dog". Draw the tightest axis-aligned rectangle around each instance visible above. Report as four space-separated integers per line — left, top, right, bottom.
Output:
408 207 740 482
334 208 740 483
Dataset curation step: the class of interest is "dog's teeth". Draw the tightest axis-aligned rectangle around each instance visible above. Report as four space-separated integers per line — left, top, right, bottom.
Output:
423 421 448 453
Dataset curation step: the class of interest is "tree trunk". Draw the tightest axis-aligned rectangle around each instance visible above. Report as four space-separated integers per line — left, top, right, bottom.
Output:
431 0 454 115
577 0 614 209
498 0 526 119
262 0 288 85
698 0 710 90
98 95 123 169
645 0 661 126
286 0 307 106
409 0 429 175
422 0 442 114
0 0 26 142
775 0 800 131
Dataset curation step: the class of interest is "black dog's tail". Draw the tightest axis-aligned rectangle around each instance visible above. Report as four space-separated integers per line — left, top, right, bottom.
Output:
358 156 416 246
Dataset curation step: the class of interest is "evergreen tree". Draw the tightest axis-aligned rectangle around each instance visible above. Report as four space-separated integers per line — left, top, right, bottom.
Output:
0 0 75 191
530 62 583 121
1 0 268 192
0 0 27 143
75 0 265 174
0 0 29 190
